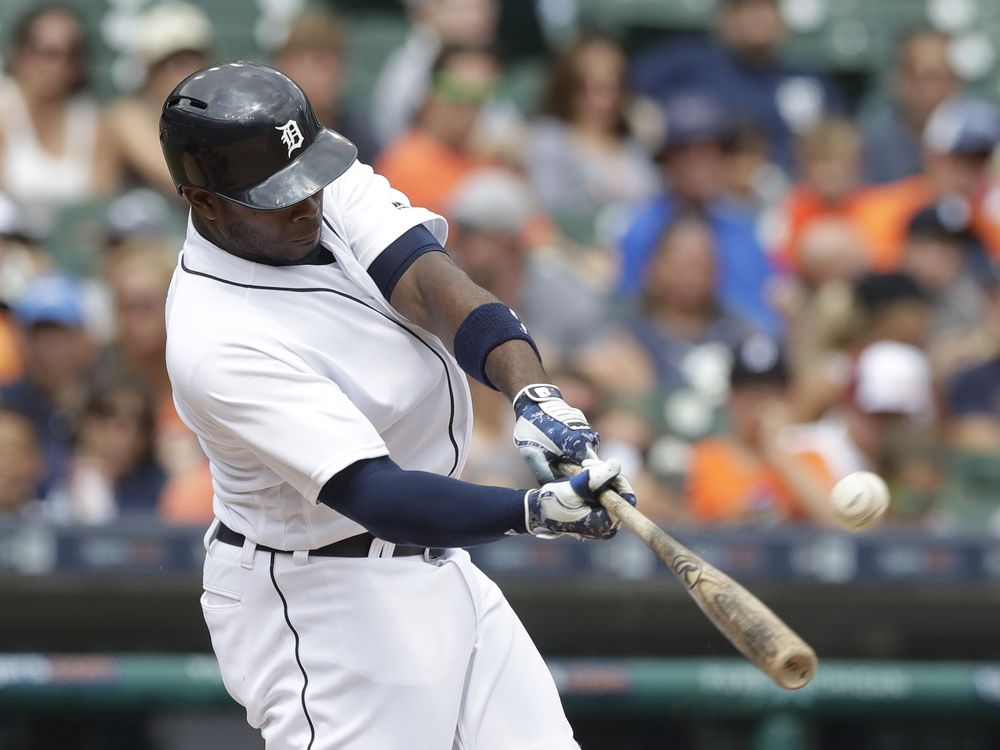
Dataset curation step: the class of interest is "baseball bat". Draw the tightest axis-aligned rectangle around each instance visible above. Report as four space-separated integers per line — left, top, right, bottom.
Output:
564 464 817 690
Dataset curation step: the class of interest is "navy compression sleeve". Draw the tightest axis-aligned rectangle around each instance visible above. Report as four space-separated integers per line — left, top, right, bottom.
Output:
318 456 528 547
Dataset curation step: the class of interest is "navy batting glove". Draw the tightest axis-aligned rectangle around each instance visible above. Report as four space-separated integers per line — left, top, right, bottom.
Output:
513 384 600 483
524 459 637 540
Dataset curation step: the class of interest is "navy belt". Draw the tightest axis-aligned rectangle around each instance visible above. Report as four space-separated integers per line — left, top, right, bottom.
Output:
215 523 439 558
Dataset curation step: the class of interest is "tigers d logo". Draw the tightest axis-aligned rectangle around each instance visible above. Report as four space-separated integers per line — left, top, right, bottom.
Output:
276 119 304 158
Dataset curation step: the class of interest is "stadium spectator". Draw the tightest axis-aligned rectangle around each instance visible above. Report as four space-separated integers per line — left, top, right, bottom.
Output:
0 4 120 235
617 93 778 332
854 271 932 349
721 123 788 222
0 407 43 518
47 376 166 523
775 218 869 420
525 35 658 223
376 45 500 215
861 27 959 185
582 215 754 443
0 192 52 386
274 8 379 165
97 243 173 415
93 239 212 521
853 96 1000 267
785 339 937 482
778 118 872 272
902 205 992 379
0 273 92 498
631 0 844 172
685 336 838 527
946 266 1000 455
107 2 213 198
370 0 499 147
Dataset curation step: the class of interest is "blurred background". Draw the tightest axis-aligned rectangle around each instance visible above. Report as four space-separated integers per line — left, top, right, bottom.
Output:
0 0 999 747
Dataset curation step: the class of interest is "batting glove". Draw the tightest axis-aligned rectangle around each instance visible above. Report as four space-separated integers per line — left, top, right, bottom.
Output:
513 384 600 483
524 459 637 541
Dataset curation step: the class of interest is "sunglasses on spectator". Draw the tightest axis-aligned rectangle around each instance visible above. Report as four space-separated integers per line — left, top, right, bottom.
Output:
432 73 494 107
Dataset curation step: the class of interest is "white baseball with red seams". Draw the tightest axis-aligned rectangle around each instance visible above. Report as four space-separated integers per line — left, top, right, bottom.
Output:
830 471 889 530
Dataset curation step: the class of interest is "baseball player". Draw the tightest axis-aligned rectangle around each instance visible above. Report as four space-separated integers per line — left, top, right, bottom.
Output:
160 62 634 750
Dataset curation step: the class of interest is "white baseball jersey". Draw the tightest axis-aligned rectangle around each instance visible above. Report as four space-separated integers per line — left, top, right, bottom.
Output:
166 160 473 550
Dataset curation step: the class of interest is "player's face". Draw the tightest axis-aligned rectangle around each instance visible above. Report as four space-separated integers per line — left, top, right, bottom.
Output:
191 189 325 265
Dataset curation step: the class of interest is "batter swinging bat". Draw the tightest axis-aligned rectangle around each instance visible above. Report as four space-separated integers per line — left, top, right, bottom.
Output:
565 463 817 690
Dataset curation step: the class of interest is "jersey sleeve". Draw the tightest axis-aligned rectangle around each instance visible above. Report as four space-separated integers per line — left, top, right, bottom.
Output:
326 160 449 271
181 339 388 503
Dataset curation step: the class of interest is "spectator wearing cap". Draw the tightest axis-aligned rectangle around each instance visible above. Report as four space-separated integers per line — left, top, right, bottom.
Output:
0 273 94 497
375 45 502 216
684 335 838 527
0 4 121 236
902 205 993 379
785 340 937 483
106 2 213 197
618 92 778 333
861 27 960 185
524 34 658 224
631 0 844 173
853 271 932 350
274 8 379 166
853 96 1000 267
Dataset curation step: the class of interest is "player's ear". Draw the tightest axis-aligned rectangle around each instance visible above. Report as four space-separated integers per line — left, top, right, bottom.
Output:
182 188 220 220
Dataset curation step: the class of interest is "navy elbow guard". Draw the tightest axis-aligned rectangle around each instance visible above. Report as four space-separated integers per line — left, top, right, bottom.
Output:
453 302 541 390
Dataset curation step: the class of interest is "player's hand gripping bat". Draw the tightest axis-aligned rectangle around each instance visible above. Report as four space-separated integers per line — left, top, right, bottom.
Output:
562 462 817 690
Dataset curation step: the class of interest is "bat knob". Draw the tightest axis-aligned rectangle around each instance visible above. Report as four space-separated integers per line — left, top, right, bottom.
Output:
778 650 817 690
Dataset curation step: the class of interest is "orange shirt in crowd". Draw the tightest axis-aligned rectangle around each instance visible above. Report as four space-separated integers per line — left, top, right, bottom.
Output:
778 185 874 271
159 460 215 524
375 129 490 215
852 175 1000 270
0 314 21 385
686 437 833 524
155 399 214 524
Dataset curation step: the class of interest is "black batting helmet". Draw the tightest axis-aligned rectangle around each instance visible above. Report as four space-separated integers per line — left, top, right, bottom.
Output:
159 61 357 211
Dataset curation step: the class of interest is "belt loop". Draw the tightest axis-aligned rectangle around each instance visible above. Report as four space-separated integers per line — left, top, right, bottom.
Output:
368 539 394 558
203 518 221 553
292 550 309 567
239 536 256 570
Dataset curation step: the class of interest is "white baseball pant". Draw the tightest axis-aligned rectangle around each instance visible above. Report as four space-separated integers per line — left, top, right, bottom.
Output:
200 523 579 749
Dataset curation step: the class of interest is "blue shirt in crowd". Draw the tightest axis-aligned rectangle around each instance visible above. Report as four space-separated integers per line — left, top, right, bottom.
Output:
947 357 1000 418
860 109 923 184
631 37 845 172
617 193 780 335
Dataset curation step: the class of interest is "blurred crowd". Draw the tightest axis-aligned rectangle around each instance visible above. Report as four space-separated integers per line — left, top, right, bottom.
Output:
1 0 1000 532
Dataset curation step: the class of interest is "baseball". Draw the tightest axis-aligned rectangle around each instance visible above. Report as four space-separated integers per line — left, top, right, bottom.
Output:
830 471 889 530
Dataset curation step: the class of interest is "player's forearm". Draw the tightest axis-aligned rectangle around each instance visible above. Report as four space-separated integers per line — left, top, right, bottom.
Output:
319 456 529 547
390 252 546 398
483 340 549 400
